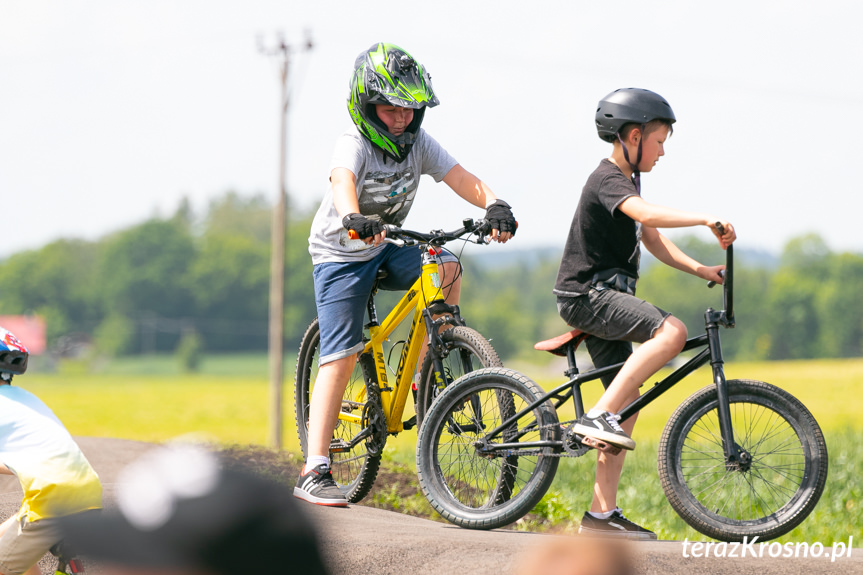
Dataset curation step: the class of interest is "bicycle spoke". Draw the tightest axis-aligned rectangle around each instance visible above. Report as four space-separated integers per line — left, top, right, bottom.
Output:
433 384 546 509
675 391 814 522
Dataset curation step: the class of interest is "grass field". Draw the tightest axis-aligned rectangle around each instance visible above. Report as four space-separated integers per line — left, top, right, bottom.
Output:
20 353 863 543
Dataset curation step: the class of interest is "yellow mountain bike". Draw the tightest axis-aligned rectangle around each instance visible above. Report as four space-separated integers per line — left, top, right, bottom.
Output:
294 218 502 503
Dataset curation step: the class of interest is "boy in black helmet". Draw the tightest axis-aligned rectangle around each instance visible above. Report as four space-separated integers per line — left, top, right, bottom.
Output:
554 88 736 538
296 43 517 507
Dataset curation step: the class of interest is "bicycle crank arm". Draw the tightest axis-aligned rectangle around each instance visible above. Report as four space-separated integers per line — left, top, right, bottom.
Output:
329 427 374 453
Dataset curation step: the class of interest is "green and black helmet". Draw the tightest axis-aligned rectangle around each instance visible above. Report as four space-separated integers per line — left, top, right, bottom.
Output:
347 42 439 163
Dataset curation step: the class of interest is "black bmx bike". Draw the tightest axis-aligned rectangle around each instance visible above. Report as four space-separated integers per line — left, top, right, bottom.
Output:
415 240 828 542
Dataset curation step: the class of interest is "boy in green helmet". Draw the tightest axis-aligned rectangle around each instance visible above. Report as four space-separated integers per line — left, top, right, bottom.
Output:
554 88 736 538
296 42 517 506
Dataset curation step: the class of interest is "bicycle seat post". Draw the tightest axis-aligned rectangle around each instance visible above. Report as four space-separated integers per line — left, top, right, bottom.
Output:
564 343 587 418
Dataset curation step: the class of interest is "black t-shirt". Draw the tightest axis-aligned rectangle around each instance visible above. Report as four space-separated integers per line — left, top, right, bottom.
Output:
553 159 642 296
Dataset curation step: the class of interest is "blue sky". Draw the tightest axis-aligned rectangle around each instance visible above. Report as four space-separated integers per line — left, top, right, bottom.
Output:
2 1 860 258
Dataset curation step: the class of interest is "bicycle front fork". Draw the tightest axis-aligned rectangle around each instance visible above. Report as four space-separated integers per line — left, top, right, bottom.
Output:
705 310 747 470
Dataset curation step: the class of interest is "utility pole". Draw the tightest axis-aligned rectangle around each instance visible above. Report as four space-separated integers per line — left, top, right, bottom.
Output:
258 31 313 449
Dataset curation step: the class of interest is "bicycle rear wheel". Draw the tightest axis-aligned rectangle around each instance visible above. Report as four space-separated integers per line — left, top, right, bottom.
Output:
295 318 382 503
658 379 828 542
416 367 560 530
416 326 502 427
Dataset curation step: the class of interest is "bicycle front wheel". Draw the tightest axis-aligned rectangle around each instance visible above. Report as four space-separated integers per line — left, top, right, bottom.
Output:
658 379 828 542
295 318 382 503
416 326 502 427
416 367 560 530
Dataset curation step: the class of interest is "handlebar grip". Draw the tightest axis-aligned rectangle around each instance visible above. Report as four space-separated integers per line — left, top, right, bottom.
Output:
348 229 358 240
707 269 725 288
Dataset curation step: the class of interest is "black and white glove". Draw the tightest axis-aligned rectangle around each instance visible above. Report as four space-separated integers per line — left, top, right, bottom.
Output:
485 200 517 236
342 213 383 240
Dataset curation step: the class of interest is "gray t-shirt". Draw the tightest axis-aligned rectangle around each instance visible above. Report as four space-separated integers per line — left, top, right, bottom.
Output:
308 127 458 265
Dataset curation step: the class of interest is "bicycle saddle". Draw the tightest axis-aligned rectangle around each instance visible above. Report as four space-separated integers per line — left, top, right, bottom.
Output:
534 329 589 357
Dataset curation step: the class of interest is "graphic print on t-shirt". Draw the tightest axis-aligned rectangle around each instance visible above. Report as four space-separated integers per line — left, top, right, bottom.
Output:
631 222 643 269
358 168 417 226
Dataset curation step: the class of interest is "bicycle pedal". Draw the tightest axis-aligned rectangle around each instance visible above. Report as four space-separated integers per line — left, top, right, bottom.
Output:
329 440 351 454
580 436 622 455
402 415 417 430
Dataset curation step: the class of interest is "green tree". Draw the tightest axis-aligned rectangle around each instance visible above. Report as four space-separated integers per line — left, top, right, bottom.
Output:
815 253 863 358
99 218 196 351
764 235 828 360
0 239 101 345
187 232 269 351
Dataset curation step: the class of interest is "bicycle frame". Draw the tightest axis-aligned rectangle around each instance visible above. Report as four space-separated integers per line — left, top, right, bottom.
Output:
480 245 743 464
341 247 460 434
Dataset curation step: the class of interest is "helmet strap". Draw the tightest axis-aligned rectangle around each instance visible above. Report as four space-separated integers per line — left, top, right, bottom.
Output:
617 123 644 193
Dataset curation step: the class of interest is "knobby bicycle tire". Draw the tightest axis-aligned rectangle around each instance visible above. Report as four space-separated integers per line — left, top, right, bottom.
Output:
416 367 560 530
294 318 382 503
415 326 502 427
658 379 828 542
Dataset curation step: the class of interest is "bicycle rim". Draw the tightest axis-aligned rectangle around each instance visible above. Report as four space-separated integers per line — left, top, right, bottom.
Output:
661 380 827 541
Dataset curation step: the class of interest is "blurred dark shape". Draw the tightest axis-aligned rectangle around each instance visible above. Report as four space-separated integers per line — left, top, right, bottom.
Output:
60 444 329 575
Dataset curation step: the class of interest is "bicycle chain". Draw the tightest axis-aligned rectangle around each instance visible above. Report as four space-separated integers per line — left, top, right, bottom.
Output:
481 420 591 459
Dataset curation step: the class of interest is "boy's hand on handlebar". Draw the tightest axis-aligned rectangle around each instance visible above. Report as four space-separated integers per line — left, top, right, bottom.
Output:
700 265 726 285
485 200 517 243
343 214 386 246
709 220 736 250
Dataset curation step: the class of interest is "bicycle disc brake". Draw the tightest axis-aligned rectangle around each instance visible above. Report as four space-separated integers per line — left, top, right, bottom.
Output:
359 354 387 457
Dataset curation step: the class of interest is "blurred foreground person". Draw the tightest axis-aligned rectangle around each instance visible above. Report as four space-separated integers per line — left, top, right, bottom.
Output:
515 535 633 575
0 327 102 575
60 444 329 575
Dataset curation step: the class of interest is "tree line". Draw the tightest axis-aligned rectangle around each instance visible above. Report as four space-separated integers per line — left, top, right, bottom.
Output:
1 192 859 364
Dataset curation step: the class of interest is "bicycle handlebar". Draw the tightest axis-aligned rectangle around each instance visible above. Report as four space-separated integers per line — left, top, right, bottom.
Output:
376 218 494 248
706 222 734 324
346 218 492 247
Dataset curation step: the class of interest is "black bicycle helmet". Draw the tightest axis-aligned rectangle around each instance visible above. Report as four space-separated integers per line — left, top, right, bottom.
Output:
0 327 29 377
595 88 676 143
347 42 439 163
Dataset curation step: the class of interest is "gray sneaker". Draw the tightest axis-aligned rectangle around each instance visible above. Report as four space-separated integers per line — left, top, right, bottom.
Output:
293 464 348 507
572 411 636 450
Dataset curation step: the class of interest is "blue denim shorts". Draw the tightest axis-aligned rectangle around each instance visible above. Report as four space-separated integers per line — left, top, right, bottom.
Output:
556 289 671 388
313 244 459 365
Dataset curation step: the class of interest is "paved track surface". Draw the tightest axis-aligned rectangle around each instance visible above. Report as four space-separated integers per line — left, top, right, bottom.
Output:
304 503 863 575
0 437 856 575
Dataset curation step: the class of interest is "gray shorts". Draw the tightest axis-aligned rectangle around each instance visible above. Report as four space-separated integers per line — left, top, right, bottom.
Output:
557 289 671 388
0 513 63 575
